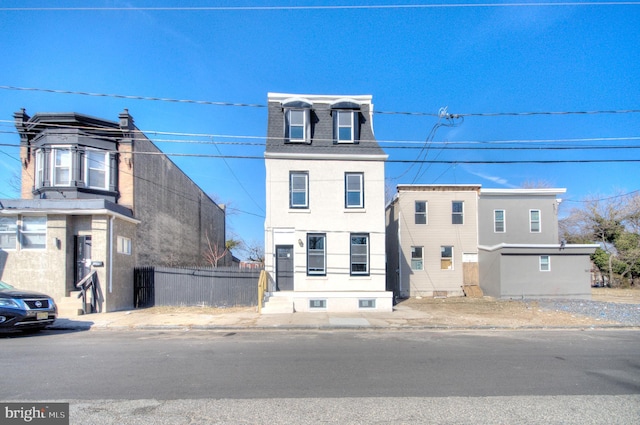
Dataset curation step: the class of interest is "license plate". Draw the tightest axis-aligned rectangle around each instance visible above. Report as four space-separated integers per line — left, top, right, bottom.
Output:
36 312 48 320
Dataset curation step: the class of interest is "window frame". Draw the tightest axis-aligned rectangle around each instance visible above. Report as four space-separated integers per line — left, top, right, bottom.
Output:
539 255 551 272
117 236 132 255
441 245 454 270
289 171 309 209
306 233 326 276
20 216 47 250
411 246 424 271
0 216 18 250
335 110 354 143
285 108 310 143
350 233 370 276
415 201 427 224
35 149 45 188
52 147 72 186
345 172 364 209
85 149 110 190
494 209 506 233
530 209 541 233
452 201 464 224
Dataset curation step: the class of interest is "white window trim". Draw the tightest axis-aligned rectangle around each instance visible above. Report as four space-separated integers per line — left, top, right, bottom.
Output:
52 147 72 187
494 209 506 233
411 246 424 271
0 216 18 250
336 110 354 143
117 236 132 255
415 201 428 225
452 201 464 225
540 255 551 272
19 216 47 250
530 209 541 233
290 172 309 209
345 173 364 209
286 109 310 143
441 245 454 270
85 149 110 190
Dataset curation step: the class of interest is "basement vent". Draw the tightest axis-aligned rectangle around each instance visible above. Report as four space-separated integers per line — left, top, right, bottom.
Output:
309 299 327 309
358 299 376 309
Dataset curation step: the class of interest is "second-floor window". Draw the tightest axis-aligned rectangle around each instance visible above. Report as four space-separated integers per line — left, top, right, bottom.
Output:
452 201 464 224
415 201 427 224
86 150 109 190
53 148 72 186
494 209 505 233
530 210 541 233
345 173 364 208
289 172 309 208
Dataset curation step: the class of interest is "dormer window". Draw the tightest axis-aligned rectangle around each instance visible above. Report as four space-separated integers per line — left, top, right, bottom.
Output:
282 98 313 143
331 99 361 144
286 109 309 142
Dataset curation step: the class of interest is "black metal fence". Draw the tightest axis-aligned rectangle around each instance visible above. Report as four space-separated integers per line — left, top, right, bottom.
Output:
133 266 262 308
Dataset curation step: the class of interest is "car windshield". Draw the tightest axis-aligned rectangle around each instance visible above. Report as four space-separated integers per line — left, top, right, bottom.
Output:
0 281 14 290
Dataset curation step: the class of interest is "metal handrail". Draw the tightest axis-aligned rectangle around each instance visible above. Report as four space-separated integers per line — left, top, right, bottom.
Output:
76 271 97 315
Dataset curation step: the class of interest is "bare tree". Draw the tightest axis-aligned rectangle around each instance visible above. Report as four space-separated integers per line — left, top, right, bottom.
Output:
203 231 228 268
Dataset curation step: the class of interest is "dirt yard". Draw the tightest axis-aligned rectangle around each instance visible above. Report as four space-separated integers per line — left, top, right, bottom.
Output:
396 287 640 328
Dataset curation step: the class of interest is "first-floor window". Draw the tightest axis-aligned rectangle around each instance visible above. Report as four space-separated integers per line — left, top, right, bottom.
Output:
411 246 423 270
350 234 369 275
0 217 17 250
441 246 453 270
117 236 132 255
540 255 550 271
307 233 326 275
20 216 47 249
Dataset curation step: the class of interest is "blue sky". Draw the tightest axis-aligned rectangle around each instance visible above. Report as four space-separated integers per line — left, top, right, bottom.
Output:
1 1 639 258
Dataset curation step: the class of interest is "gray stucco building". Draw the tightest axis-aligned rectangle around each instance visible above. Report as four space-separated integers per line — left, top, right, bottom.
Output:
0 109 227 313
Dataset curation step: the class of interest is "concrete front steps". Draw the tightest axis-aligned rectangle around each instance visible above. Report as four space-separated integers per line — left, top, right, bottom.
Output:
55 291 91 317
261 293 294 314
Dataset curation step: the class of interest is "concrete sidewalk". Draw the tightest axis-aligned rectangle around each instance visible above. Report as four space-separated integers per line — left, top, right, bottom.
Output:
49 301 635 332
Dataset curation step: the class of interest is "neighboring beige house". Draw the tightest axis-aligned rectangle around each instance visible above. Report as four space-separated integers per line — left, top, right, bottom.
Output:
386 185 598 301
0 109 227 313
386 185 481 299
264 93 392 312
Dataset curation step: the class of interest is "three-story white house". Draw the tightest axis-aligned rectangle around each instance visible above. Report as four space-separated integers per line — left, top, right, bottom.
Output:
264 93 392 312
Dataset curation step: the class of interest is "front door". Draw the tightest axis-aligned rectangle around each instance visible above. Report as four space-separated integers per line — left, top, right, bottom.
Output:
75 235 92 285
275 245 293 291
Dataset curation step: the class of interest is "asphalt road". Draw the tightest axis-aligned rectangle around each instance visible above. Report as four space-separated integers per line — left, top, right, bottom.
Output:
1 329 639 424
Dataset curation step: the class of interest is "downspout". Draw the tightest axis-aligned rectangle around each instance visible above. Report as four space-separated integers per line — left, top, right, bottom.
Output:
109 215 114 293
397 211 402 298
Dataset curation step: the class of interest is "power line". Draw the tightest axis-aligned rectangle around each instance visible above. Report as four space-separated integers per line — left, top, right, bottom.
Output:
3 85 640 118
2 2 640 11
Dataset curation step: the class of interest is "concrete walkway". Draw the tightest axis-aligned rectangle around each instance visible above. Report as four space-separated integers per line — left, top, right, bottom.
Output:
49 302 635 332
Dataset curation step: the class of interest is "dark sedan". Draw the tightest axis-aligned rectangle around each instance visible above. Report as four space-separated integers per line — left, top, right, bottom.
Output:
0 281 57 332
